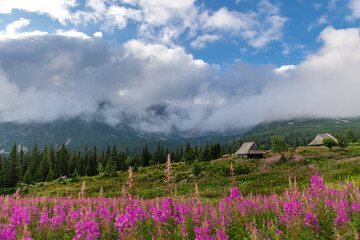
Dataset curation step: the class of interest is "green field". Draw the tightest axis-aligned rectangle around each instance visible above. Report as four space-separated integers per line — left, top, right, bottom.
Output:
21 143 360 199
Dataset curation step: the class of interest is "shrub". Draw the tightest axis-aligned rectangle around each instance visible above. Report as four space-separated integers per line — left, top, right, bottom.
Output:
191 161 202 176
323 138 337 151
271 136 288 154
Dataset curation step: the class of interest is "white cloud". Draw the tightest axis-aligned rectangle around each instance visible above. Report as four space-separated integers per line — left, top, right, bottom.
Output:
348 0 360 19
5 17 30 34
0 18 48 41
274 65 296 74
105 5 142 30
191 34 220 49
308 15 328 31
122 0 196 26
201 7 254 32
282 43 290 55
0 0 286 50
3 19 360 133
0 0 77 25
93 32 103 38
199 1 287 48
56 29 90 39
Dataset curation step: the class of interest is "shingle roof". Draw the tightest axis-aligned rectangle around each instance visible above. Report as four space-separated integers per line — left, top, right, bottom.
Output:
308 133 337 146
235 142 266 155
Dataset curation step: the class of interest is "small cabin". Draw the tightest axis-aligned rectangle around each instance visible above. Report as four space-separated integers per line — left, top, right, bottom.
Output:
308 133 337 147
235 142 266 159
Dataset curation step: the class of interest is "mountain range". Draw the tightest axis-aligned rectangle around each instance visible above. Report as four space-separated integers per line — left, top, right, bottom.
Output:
0 118 243 153
1 117 359 153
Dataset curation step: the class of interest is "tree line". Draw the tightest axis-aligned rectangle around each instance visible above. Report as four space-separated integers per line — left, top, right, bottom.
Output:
0 141 222 188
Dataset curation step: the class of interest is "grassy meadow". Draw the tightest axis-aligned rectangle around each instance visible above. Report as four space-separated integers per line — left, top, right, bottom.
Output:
22 143 360 200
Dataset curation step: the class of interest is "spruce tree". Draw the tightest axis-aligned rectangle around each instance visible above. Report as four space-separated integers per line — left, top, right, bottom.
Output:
23 169 32 184
57 144 69 177
71 168 80 181
182 141 195 164
97 162 104 174
4 143 21 187
37 145 52 181
90 146 98 175
141 144 151 167
46 168 54 181
202 142 211 161
105 157 117 177
29 144 40 180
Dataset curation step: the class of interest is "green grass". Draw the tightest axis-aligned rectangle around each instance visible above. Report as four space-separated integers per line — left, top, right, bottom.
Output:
21 143 360 199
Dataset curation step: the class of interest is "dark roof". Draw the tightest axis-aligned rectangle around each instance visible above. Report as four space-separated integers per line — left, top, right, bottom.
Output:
235 142 266 155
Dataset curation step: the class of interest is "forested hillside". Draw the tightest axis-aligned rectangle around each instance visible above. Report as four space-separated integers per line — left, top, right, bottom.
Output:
0 141 222 190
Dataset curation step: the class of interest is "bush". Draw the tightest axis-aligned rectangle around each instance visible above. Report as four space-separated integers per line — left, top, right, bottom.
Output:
323 138 337 151
191 161 202 176
271 136 288 154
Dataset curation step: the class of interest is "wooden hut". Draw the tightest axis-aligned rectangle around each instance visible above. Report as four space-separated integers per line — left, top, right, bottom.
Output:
308 133 337 146
235 142 266 159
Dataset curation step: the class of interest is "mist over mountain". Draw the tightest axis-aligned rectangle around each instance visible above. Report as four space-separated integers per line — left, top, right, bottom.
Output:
1 27 360 135
0 118 243 153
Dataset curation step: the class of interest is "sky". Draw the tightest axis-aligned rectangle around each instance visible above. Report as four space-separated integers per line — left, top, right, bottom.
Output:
0 0 360 134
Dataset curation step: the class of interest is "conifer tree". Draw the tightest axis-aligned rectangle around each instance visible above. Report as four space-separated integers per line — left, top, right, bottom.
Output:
4 143 21 187
110 145 119 170
105 157 117 177
140 144 151 167
29 144 40 178
153 142 165 164
202 141 211 161
23 169 32 184
97 162 104 174
46 168 54 181
37 145 52 181
91 146 98 175
57 144 69 177
182 141 195 164
72 168 79 181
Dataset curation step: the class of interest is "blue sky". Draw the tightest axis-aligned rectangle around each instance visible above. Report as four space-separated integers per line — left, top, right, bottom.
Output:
0 0 360 133
1 0 357 66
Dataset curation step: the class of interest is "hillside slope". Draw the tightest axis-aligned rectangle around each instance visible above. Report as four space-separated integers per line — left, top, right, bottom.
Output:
21 143 360 199
225 118 360 152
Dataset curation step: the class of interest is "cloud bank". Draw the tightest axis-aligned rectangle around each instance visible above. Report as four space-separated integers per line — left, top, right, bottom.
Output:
0 24 360 133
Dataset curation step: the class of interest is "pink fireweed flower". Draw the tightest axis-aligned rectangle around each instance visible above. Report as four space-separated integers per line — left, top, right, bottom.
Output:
304 212 320 232
115 205 144 233
150 197 183 224
216 229 228 240
334 210 350 227
39 212 49 229
292 155 315 161
229 188 241 199
280 199 302 224
310 173 325 197
283 200 302 216
66 210 81 230
333 198 351 228
74 220 101 240
10 206 31 228
262 155 281 163
352 202 360 212
181 226 188 237
0 228 16 240
194 226 214 240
